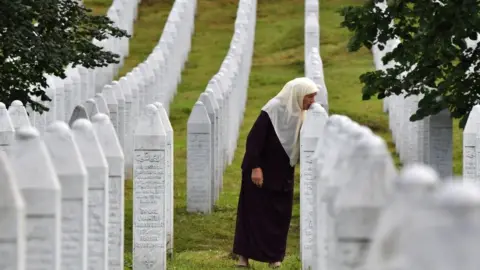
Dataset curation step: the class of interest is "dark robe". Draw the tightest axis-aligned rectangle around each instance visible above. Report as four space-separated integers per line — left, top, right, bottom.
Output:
232 110 295 263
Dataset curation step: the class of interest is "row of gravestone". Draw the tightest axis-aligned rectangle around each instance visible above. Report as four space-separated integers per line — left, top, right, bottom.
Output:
369 0 455 178
185 0 257 214
33 0 139 128
0 114 123 270
301 0 329 265
28 0 194 181
300 103 480 269
0 0 197 269
0 100 175 270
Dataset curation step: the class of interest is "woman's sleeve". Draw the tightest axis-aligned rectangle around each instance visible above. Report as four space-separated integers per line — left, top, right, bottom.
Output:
244 111 270 169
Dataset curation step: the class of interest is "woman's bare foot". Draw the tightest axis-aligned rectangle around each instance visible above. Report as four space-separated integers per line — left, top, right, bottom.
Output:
269 261 281 268
236 255 249 268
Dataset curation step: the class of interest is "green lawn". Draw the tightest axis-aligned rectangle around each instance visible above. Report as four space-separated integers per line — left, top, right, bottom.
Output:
84 0 464 269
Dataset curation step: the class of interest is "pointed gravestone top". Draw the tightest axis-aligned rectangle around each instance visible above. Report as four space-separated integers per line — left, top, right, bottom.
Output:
0 102 14 133
205 89 219 111
91 113 123 158
464 105 480 133
153 103 172 132
199 93 215 118
44 121 87 176
84 99 99 119
8 100 31 130
71 119 108 168
187 101 210 125
102 85 118 105
301 103 328 137
395 163 440 192
207 78 224 99
111 81 125 101
68 105 89 127
136 105 166 136
11 126 60 190
119 77 132 101
94 93 110 116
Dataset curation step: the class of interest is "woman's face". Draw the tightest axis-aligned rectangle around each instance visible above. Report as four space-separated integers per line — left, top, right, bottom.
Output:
303 92 317 110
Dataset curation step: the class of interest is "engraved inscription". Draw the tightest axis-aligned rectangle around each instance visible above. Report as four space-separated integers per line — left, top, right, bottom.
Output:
429 127 452 177
464 145 476 180
187 133 211 210
88 189 106 270
27 216 56 270
301 151 316 252
62 200 84 270
133 150 166 269
0 241 18 270
108 175 122 269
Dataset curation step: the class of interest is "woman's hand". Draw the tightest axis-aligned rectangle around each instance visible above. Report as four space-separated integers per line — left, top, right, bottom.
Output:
251 168 263 187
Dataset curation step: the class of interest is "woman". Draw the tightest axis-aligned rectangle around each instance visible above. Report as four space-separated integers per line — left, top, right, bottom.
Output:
233 77 318 268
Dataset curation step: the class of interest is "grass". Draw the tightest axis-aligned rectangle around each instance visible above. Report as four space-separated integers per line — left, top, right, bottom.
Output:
84 0 464 269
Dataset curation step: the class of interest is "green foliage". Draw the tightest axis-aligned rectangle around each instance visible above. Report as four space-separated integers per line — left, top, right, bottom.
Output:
0 0 129 113
340 0 480 128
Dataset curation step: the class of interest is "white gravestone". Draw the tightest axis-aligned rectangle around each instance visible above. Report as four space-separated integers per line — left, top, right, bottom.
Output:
0 102 15 154
72 119 109 270
111 81 126 149
299 103 328 270
102 86 119 133
464 105 480 181
8 100 31 131
428 109 452 178
68 105 89 127
10 127 61 270
153 102 174 255
187 101 212 214
0 151 26 270
333 135 396 270
198 93 217 205
92 113 125 270
365 163 439 270
84 99 100 119
119 77 133 179
94 93 111 117
205 89 221 194
133 104 167 270
44 122 88 270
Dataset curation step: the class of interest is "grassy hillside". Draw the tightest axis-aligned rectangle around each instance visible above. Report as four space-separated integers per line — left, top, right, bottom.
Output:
84 0 464 269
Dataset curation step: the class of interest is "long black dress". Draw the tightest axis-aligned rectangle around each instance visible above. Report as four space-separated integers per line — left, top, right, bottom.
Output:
232 110 295 263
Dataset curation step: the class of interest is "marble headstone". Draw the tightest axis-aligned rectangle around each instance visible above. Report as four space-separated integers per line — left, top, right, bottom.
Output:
133 104 167 270
10 127 61 270
92 113 125 270
44 121 88 270
186 101 212 214
72 119 109 270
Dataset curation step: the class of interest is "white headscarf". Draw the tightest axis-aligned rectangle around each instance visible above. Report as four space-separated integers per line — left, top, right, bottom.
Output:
262 77 318 166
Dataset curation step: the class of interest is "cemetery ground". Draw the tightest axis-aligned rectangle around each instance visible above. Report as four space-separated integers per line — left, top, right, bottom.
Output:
85 0 464 269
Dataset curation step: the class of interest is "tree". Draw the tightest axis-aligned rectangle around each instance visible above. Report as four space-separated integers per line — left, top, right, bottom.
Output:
339 0 480 128
0 0 129 113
